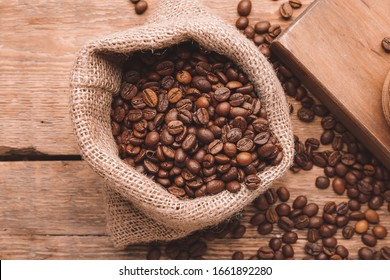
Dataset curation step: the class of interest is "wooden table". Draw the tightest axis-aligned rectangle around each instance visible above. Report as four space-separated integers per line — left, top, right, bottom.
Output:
1 0 389 260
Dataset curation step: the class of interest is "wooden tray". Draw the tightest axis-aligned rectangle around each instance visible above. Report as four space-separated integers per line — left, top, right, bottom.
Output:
384 70 390 126
271 0 390 168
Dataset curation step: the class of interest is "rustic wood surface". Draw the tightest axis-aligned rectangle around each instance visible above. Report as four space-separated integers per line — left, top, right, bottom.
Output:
271 0 390 167
1 0 389 260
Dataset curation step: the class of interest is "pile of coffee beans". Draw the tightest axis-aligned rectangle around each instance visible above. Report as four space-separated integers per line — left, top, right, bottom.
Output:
111 41 284 198
140 0 390 259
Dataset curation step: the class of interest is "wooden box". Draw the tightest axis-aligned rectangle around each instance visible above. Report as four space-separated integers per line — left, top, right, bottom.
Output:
271 0 390 168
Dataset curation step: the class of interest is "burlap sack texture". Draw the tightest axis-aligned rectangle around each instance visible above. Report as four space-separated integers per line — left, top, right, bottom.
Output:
70 0 294 247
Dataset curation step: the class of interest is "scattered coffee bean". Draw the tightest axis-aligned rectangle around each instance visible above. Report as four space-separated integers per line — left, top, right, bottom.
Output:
382 37 390 53
372 225 387 239
134 0 148 14
237 0 252 16
279 2 293 19
289 0 302 9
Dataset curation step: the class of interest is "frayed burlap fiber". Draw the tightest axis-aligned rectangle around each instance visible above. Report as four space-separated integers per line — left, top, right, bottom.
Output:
70 0 294 247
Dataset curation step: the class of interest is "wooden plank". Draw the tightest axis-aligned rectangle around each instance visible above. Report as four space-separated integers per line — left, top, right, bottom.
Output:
0 161 106 235
0 0 313 156
271 0 390 167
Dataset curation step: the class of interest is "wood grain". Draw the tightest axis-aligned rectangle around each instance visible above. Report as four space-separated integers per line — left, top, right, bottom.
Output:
271 0 390 168
1 156 390 260
0 0 313 156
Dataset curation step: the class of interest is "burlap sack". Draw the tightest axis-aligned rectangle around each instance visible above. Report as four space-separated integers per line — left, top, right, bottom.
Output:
70 0 294 247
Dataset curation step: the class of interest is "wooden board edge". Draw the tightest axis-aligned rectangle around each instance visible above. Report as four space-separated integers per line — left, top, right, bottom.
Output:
383 70 390 127
270 41 390 169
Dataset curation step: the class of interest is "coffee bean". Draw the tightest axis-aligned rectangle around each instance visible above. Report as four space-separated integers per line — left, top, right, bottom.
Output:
309 216 324 229
303 203 319 217
294 215 309 229
167 120 184 135
232 251 244 260
307 228 320 243
365 209 379 224
297 107 315 122
134 0 148 14
282 244 294 258
289 0 302 9
206 180 225 194
358 247 374 260
276 203 291 216
382 37 390 52
305 242 323 256
381 246 390 260
236 17 249 30
268 238 282 251
254 21 271 34
237 152 253 166
372 225 387 239
279 216 294 231
237 0 252 16
268 24 281 38
349 211 365 221
315 176 330 189
266 207 279 224
336 202 349 215
280 3 293 19
145 131 160 147
236 138 254 151
355 220 369 234
258 223 273 235
277 187 290 202
208 139 223 155
293 195 307 209
251 213 266 226
342 226 355 239
245 174 261 190
258 246 274 260
282 232 298 244
362 233 377 247
332 177 345 195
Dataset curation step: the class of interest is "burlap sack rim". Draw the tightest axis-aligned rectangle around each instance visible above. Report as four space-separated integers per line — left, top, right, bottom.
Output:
70 0 294 237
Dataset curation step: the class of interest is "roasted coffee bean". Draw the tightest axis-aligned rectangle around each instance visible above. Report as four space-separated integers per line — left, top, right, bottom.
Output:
294 215 309 229
206 180 225 194
236 16 249 30
245 174 261 190
381 246 390 260
277 187 290 202
303 203 319 217
282 244 294 258
269 24 282 38
323 201 337 214
237 152 253 166
208 139 223 155
365 209 379 224
276 203 291 216
342 226 355 239
232 251 244 260
332 177 345 195
258 223 273 235
307 228 320 243
297 107 315 122
278 216 294 231
266 207 279 224
293 195 307 209
315 176 330 189
382 37 390 52
258 247 274 260
236 138 254 151
305 242 323 256
251 213 266 226
282 232 298 244
369 196 384 210
362 233 377 247
349 211 365 221
142 88 158 108
237 0 252 16
358 247 374 260
323 237 337 248
336 202 349 215
289 0 302 9
309 216 324 229
372 225 388 239
279 2 293 19
167 120 184 135
135 0 148 14
320 130 335 145
355 220 369 234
